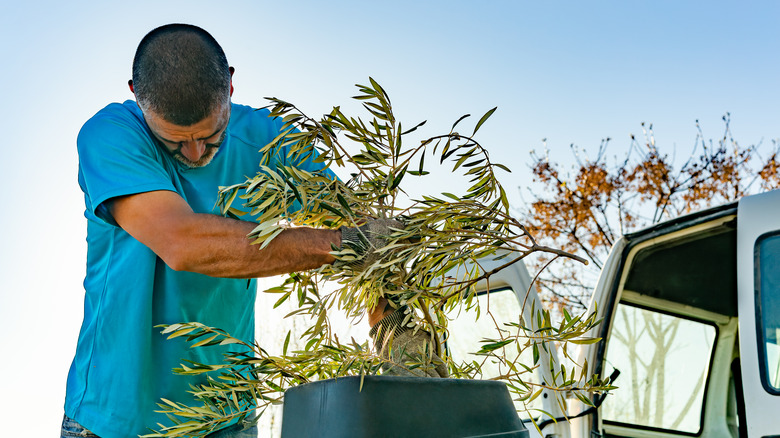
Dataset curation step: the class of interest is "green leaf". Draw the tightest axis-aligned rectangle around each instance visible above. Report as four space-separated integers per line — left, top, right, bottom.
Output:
273 292 291 309
401 120 426 135
389 166 407 191
287 178 303 204
159 323 183 334
218 337 242 346
190 334 219 349
336 193 354 216
266 126 295 149
440 142 456 163
526 388 544 404
452 153 471 171
493 163 511 173
319 202 345 218
472 107 497 135
220 188 239 214
478 338 513 353
569 337 601 345
451 114 470 130
167 327 198 339
574 391 595 407
283 331 291 356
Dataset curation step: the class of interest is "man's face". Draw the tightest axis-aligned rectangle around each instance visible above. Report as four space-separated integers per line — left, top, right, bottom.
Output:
143 105 230 168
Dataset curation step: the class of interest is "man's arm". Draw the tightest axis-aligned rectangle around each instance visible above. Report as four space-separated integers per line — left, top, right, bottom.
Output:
108 190 339 278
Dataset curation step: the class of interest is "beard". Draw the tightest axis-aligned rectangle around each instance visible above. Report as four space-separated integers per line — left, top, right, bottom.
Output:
171 129 226 168
173 145 219 168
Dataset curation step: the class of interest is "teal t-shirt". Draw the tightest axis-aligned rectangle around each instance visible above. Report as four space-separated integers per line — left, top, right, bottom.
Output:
65 100 329 438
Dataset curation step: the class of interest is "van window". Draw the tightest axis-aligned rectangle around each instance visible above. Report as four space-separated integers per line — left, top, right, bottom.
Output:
447 288 542 419
756 234 780 393
602 303 717 434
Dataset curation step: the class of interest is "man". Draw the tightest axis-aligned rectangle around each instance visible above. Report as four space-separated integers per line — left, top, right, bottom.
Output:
63 24 442 438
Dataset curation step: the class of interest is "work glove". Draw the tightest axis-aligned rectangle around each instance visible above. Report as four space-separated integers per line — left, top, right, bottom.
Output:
337 218 407 272
369 306 449 378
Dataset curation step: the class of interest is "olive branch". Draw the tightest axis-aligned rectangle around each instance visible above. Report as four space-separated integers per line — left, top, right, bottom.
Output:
146 78 614 437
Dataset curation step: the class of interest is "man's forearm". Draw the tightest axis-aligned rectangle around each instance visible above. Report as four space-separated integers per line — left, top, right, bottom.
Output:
108 190 340 279
166 213 340 278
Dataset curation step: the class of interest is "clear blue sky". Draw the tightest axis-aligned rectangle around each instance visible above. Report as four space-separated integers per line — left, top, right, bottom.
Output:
1 1 778 435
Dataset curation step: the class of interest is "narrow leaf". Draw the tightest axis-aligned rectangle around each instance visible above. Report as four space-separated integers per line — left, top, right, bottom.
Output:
472 107 497 135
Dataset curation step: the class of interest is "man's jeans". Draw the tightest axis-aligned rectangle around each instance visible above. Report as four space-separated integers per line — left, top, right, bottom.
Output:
61 414 258 438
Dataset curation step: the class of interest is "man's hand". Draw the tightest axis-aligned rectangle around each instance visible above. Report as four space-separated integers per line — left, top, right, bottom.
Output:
337 218 407 271
370 306 449 378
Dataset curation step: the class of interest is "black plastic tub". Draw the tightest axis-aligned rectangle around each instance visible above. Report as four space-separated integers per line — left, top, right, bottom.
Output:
281 375 529 438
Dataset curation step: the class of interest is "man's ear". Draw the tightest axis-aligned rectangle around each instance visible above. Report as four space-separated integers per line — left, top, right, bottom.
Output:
128 80 135 94
229 67 235 96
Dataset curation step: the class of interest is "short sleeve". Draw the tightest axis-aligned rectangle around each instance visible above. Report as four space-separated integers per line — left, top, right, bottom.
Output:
77 103 178 225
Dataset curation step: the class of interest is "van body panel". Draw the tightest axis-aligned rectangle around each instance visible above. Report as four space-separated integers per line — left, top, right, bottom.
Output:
736 190 780 437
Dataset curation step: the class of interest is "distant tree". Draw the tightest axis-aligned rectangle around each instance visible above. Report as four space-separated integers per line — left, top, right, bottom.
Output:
520 114 779 310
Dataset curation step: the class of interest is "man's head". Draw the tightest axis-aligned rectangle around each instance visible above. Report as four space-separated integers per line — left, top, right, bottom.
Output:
131 24 233 168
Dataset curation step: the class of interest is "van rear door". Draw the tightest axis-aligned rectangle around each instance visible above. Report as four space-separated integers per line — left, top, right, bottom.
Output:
737 190 780 437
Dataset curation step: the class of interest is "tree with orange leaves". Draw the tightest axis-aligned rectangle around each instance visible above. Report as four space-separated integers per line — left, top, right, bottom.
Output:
520 114 779 310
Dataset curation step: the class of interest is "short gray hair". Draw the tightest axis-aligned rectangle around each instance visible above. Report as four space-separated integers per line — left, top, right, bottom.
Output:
132 24 230 126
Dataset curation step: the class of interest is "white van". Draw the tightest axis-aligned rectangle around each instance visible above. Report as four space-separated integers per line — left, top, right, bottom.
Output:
450 189 780 438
